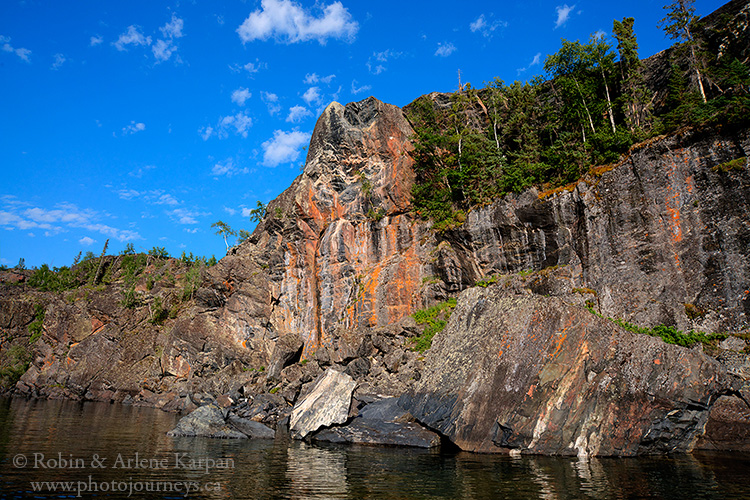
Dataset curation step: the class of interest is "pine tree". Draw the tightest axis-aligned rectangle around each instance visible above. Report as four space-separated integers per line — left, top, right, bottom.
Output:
211 221 236 252
659 0 707 103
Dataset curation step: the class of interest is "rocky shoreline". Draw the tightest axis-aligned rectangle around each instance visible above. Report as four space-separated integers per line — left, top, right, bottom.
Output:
164 270 750 456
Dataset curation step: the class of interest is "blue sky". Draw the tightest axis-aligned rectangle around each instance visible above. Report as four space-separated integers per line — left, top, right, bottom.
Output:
1 0 725 268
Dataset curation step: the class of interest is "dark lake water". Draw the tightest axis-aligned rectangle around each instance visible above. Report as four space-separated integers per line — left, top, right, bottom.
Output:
2 397 750 499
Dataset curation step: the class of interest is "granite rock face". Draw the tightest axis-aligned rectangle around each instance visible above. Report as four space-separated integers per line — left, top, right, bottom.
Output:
433 128 750 333
400 284 736 456
290 369 357 439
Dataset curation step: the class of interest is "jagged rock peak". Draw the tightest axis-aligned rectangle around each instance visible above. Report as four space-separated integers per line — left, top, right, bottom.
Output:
303 96 414 179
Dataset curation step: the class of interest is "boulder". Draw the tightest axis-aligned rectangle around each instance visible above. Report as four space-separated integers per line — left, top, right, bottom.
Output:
267 333 304 381
167 405 247 439
313 397 440 448
399 286 734 456
290 369 356 439
227 414 275 439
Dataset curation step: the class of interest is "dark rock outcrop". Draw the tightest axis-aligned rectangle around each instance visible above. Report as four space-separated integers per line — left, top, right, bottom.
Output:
167 405 248 439
400 283 736 456
313 397 440 448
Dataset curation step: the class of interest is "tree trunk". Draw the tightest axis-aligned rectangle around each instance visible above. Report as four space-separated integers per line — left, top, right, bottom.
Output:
573 77 596 135
601 68 617 133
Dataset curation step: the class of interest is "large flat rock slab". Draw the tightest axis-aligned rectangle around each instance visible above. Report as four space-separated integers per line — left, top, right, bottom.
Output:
290 369 357 439
313 397 440 448
167 405 248 439
400 287 733 456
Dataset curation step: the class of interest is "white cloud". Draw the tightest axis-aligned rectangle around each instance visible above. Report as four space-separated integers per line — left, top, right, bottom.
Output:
368 63 385 75
1 35 31 62
0 202 141 242
200 126 214 141
212 158 249 177
202 112 253 139
79 236 96 246
237 0 358 45
113 26 152 51
231 87 252 106
223 206 237 216
219 112 253 138
152 13 184 63
262 91 282 115
517 52 542 74
304 73 336 85
90 36 103 47
351 80 371 95
261 130 311 167
155 194 179 205
117 189 180 206
152 39 177 62
117 189 141 200
241 207 254 218
470 15 486 33
366 49 402 75
244 61 261 73
122 121 146 135
160 13 184 39
128 164 156 178
555 4 575 29
114 15 183 62
286 105 312 123
435 42 456 57
166 208 209 225
469 14 507 38
230 60 265 74
302 86 321 105
51 53 66 70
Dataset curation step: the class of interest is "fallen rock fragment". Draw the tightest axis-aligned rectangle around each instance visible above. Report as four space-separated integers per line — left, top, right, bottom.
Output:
290 369 356 439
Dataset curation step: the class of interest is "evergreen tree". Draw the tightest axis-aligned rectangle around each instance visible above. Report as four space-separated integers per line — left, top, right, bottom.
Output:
659 0 707 103
613 17 652 132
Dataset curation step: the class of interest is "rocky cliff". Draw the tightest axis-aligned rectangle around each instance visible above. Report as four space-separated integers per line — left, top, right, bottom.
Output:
2 0 750 456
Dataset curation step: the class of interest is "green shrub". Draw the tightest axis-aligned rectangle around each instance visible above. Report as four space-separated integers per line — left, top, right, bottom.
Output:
610 318 727 347
149 296 168 325
476 274 501 287
411 298 457 353
148 246 169 259
121 284 140 309
0 345 31 386
181 262 202 301
27 303 45 343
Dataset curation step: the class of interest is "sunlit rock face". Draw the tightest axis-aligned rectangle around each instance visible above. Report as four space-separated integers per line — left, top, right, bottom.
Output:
219 96 429 357
400 285 735 456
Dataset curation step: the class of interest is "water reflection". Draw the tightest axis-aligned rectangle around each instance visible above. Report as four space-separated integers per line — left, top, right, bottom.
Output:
1 397 750 499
